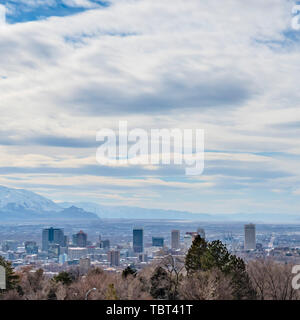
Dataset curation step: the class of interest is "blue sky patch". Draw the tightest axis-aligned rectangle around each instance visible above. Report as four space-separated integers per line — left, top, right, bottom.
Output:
1 0 109 24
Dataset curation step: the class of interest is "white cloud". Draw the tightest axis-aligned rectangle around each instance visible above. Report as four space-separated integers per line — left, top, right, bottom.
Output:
0 0 299 213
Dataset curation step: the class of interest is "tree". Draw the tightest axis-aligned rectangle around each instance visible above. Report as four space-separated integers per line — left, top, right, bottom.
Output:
47 288 57 300
179 268 233 300
150 266 172 299
160 255 185 299
185 235 207 274
106 283 118 300
122 266 137 279
0 256 19 291
248 259 300 300
185 236 256 300
53 272 73 286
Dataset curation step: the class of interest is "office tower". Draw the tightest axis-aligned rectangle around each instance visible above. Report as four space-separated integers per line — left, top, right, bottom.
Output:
133 228 144 253
42 227 64 252
100 239 110 250
152 237 164 247
108 250 120 266
244 224 256 250
72 230 87 247
171 230 180 249
79 257 91 273
63 235 69 247
197 228 205 239
25 241 38 254
184 234 193 249
68 247 88 260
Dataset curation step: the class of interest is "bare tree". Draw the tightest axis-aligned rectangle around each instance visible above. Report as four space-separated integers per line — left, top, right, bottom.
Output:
247 259 300 300
179 268 233 300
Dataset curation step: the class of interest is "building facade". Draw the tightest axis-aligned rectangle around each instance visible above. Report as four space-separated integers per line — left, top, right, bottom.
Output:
108 250 120 266
152 237 164 247
42 228 64 252
171 230 180 249
133 228 144 253
244 224 256 250
72 230 87 247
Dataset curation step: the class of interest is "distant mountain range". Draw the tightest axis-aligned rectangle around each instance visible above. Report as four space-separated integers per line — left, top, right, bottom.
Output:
0 185 299 223
0 185 99 222
59 201 300 223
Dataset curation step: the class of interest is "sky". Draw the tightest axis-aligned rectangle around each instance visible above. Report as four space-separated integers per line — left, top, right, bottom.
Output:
0 0 300 215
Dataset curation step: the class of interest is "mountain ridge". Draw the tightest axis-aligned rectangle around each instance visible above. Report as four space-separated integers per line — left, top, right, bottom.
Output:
0 185 99 222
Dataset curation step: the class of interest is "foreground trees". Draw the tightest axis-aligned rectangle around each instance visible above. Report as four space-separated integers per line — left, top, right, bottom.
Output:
0 237 299 300
185 236 256 299
0 256 19 292
247 259 300 300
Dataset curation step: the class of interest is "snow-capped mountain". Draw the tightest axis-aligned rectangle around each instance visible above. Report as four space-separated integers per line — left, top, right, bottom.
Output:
0 185 61 212
0 185 99 222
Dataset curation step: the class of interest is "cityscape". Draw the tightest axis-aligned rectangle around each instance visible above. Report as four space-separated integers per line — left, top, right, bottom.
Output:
1 220 300 278
1 0 300 307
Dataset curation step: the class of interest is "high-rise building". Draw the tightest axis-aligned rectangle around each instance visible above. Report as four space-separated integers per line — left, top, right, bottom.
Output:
25 241 38 254
244 224 256 250
63 235 69 247
133 228 143 253
152 237 164 247
72 230 87 247
197 228 205 239
42 228 64 252
100 239 110 250
108 250 120 266
171 230 180 249
184 234 193 249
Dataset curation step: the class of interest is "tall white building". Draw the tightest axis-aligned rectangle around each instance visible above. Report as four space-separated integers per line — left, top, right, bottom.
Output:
171 230 180 249
184 234 193 249
244 224 256 250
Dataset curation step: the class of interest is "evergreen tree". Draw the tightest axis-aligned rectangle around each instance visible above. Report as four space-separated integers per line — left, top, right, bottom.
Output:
185 236 256 299
53 271 73 286
185 235 208 274
150 266 172 299
0 256 19 291
122 266 137 279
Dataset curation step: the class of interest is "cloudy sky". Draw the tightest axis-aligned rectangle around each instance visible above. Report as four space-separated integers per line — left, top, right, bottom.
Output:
0 0 300 215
